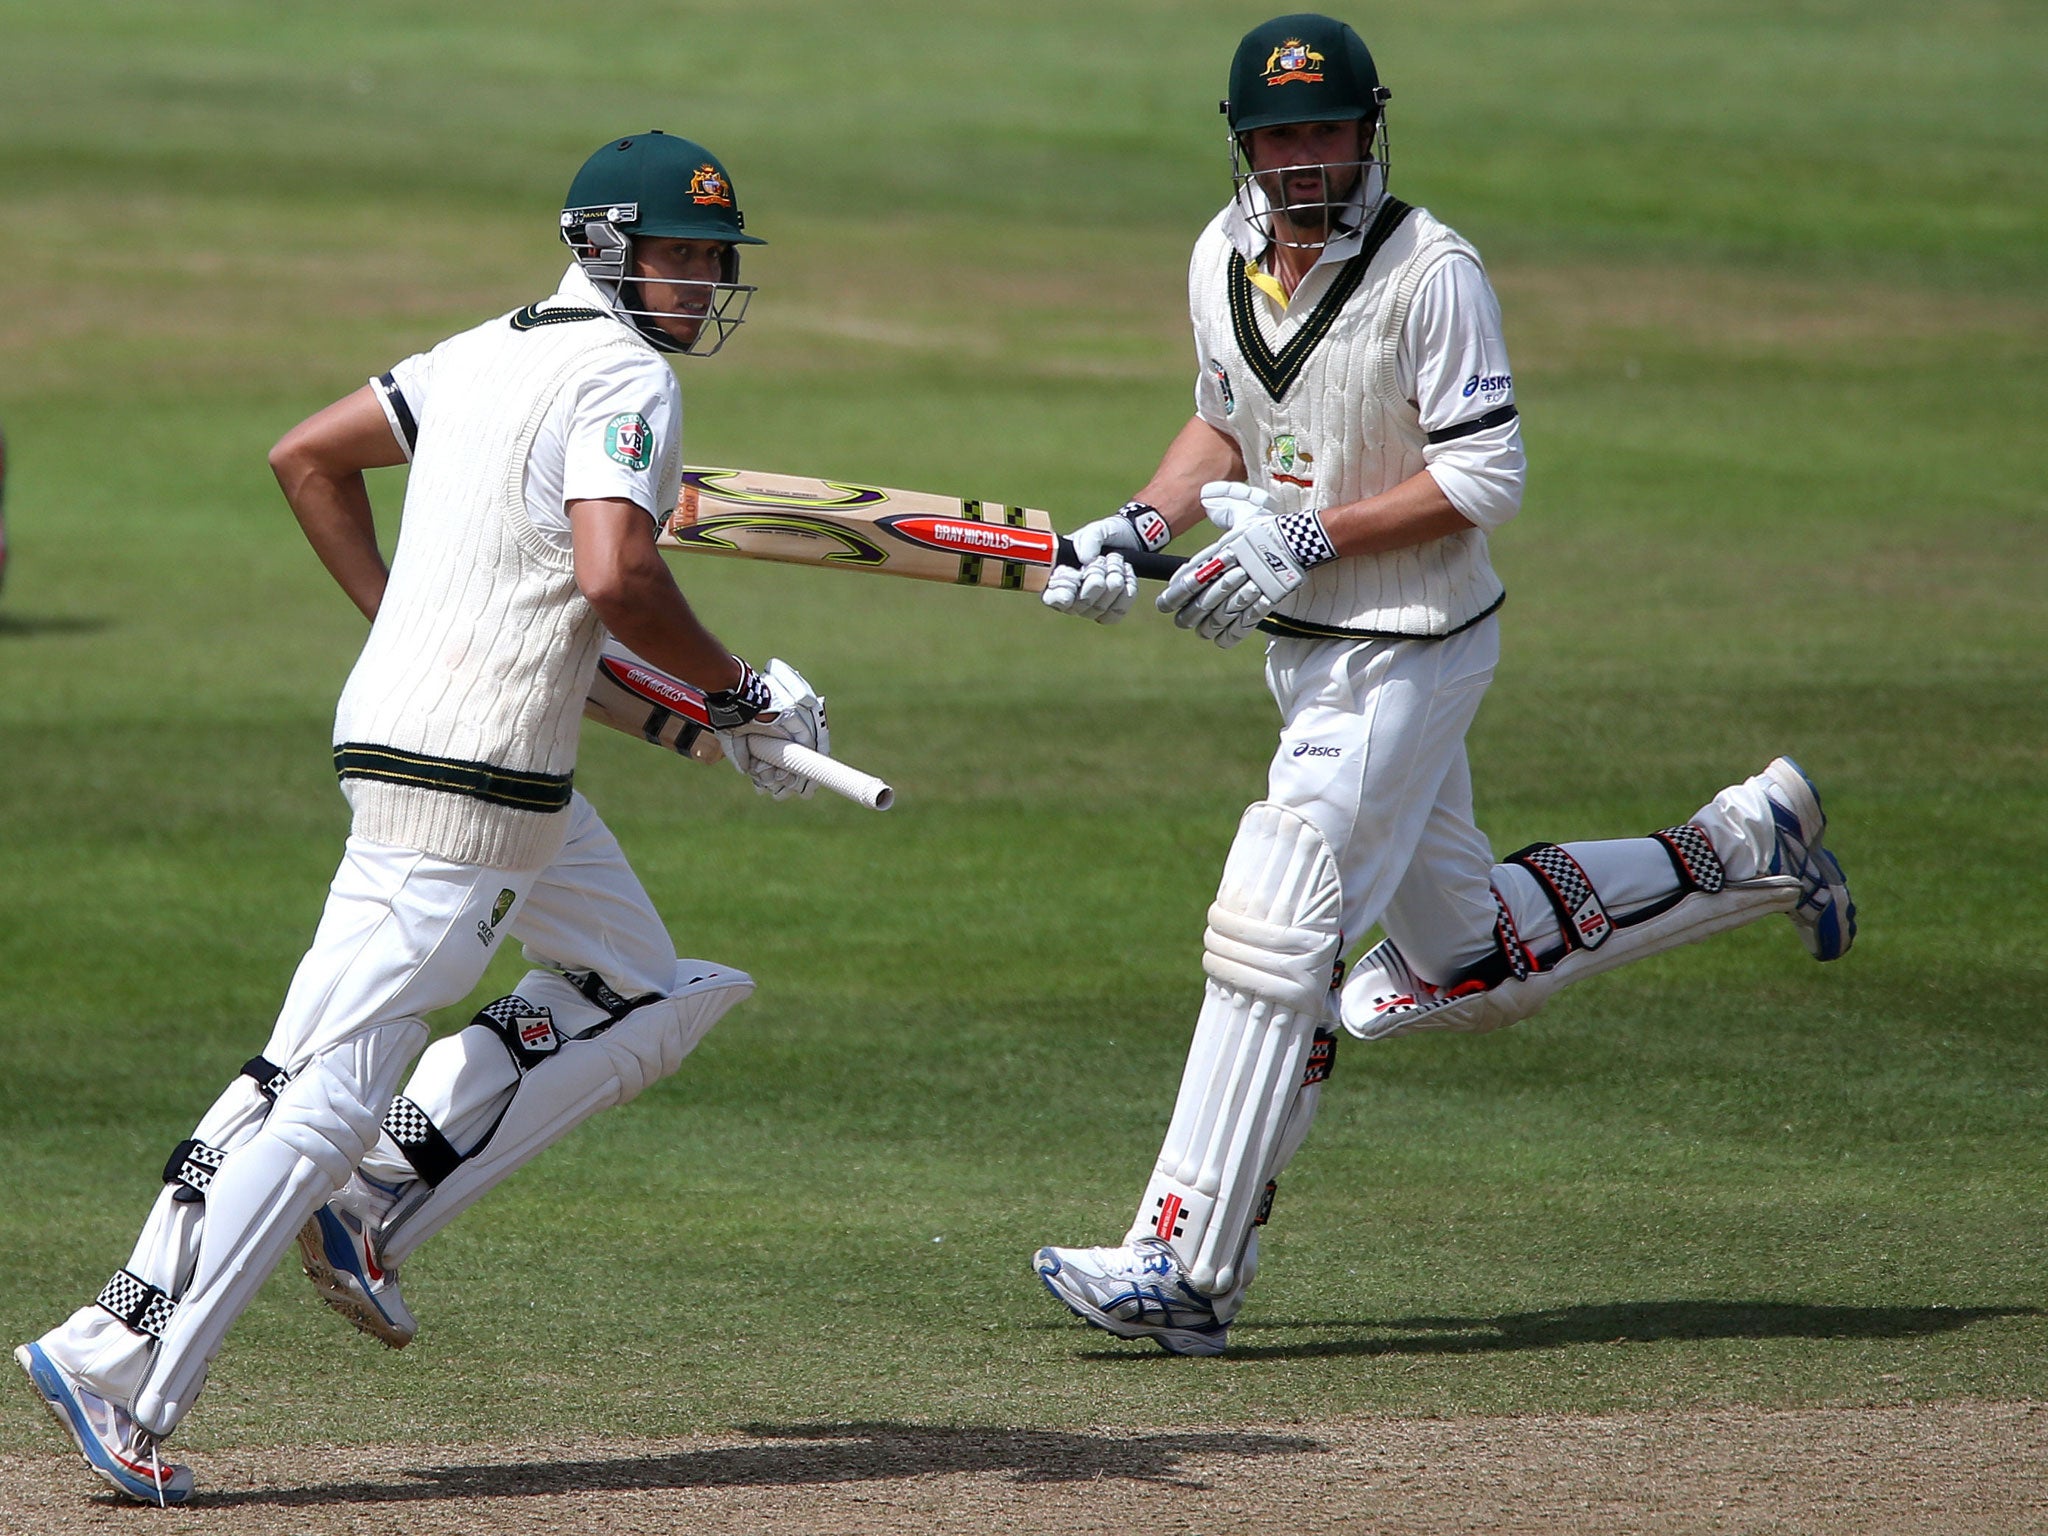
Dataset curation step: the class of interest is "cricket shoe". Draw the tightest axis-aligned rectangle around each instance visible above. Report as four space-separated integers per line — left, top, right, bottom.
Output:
1756 755 1857 961
15 1341 192 1506
296 1204 417 1348
1033 1237 1230 1357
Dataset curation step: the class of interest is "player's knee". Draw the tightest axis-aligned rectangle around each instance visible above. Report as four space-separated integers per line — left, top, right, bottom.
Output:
1203 802 1343 1014
264 1054 390 1175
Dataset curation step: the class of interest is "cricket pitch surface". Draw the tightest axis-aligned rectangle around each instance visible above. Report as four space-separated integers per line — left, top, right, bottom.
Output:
3 1401 2041 1532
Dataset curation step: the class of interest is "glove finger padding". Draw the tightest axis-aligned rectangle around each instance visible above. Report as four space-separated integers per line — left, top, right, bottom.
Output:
1042 553 1137 622
1198 480 1271 533
1074 553 1138 623
1157 515 1313 649
721 659 827 800
1044 505 1162 621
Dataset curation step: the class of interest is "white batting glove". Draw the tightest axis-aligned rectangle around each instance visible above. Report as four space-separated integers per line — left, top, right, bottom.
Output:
1041 500 1172 623
1154 481 1337 648
714 659 829 800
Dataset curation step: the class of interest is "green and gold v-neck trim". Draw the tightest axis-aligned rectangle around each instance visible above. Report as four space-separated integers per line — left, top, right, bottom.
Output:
1227 197 1413 403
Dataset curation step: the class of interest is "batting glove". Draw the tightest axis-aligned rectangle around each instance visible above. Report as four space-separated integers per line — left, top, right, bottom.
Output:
1041 500 1173 624
715 659 829 800
1154 481 1337 648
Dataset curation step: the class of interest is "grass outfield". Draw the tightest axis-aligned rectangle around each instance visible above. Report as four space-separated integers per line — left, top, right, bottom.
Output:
1 0 2043 1457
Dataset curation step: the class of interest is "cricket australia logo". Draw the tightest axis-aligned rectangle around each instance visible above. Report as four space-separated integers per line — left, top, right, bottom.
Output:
605 412 653 471
688 164 733 207
477 887 516 947
1264 39 1325 86
1266 432 1315 488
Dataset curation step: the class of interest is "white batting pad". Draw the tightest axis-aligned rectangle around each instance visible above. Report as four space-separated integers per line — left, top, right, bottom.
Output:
131 1020 423 1436
1343 875 1797 1041
1129 803 1341 1295
375 962 751 1265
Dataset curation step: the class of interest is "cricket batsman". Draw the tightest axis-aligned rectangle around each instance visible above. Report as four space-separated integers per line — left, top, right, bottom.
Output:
16 130 824 1502
1032 15 1857 1355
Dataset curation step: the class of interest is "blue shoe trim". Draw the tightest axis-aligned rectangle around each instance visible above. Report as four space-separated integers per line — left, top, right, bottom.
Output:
317 1208 362 1278
21 1343 183 1504
314 1209 402 1326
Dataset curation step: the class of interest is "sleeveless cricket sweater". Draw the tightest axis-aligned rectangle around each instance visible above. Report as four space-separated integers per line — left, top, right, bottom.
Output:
333 304 661 870
1190 198 1507 640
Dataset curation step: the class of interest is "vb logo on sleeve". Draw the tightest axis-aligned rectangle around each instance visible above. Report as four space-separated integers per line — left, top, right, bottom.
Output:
605 413 654 471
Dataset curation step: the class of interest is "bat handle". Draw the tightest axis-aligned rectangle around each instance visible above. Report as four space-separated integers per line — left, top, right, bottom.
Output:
1054 537 1186 583
749 736 895 811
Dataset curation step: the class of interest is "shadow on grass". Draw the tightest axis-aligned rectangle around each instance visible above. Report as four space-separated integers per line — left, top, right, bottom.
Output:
0 613 108 637
1151 1299 2040 1363
197 1422 1321 1508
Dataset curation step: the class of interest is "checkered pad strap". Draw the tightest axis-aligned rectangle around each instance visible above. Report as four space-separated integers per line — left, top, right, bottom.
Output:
97 1269 175 1339
384 1095 461 1187
241 1055 291 1101
1493 888 1533 980
162 1137 227 1199
1303 1028 1337 1086
475 994 562 1072
1506 843 1614 953
1653 824 1727 894
1275 511 1337 570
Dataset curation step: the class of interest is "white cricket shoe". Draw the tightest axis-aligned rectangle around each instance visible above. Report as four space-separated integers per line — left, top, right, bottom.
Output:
296 1204 417 1348
1033 1236 1230 1356
15 1341 193 1506
1757 756 1857 961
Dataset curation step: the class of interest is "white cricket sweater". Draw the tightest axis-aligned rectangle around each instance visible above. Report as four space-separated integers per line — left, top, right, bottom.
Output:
333 301 663 870
1189 198 1508 639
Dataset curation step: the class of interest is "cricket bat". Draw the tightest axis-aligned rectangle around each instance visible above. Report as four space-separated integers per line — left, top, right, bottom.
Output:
656 467 1186 592
591 647 894 811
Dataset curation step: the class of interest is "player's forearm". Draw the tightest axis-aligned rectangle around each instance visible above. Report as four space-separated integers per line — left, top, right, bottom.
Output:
1134 417 1247 535
272 462 388 621
270 385 407 621
579 556 744 693
1316 468 1477 559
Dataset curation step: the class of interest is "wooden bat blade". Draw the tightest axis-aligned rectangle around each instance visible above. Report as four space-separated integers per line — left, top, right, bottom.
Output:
658 466 1183 590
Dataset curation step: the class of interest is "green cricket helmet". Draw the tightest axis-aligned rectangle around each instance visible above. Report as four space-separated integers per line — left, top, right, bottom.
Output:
559 131 765 356
1220 15 1392 247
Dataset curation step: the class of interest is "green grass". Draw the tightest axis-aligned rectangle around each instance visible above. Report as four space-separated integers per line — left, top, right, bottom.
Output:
1 0 2043 1454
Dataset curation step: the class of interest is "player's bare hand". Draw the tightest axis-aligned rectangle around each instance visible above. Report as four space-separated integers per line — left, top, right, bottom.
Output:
1042 501 1171 623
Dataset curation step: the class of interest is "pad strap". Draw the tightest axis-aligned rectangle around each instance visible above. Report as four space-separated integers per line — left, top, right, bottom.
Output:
474 994 563 1072
242 1055 292 1101
1303 1028 1336 1086
1653 824 1727 894
561 969 661 1031
1505 843 1613 954
383 1096 462 1187
97 1269 175 1339
163 1138 228 1202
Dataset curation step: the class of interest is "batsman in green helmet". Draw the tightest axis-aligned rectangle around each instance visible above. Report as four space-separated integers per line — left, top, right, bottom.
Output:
1034 16 1855 1358
561 130 767 357
15 132 835 1504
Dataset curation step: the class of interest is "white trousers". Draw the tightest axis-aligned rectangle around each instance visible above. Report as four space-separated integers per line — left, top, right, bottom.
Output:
41 793 681 1433
1263 623 1503 978
1124 618 1796 1291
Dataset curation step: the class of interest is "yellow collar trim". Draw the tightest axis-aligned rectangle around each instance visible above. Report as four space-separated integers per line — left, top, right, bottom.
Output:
1242 258 1290 307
